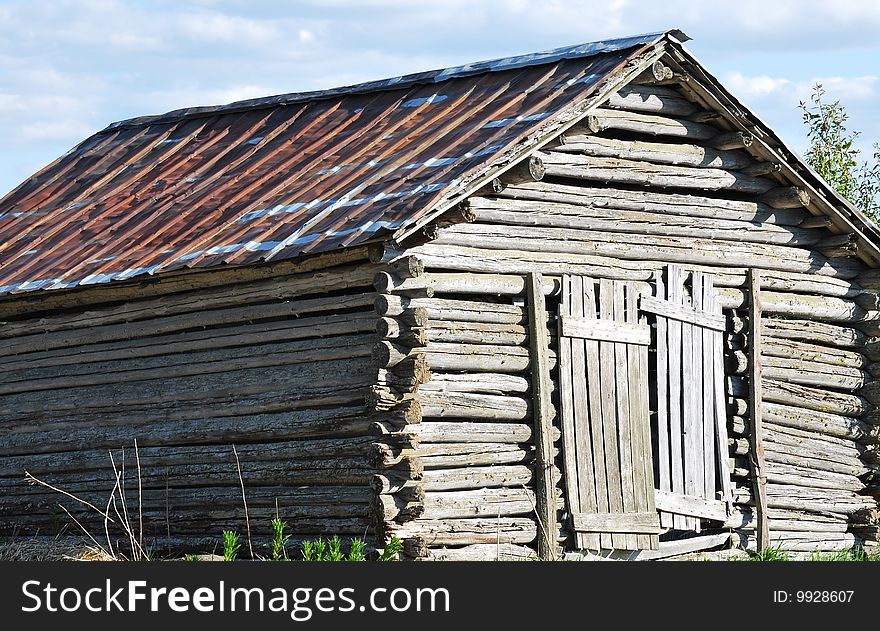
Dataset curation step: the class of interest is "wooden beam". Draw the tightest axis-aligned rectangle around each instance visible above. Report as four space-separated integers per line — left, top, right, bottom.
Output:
526 271 558 561
558 314 651 345
639 295 726 330
654 489 728 522
747 269 770 551
571 511 660 534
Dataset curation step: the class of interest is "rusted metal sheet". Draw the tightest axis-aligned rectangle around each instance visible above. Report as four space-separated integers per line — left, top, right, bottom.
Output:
0 33 668 296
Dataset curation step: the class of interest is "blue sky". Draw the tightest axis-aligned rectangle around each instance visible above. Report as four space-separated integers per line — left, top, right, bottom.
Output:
1 0 878 197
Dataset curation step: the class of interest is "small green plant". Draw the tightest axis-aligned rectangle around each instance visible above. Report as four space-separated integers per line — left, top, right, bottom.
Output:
271 518 290 561
347 538 367 562
184 553 200 562
742 545 789 562
222 530 241 561
300 536 380 561
378 536 404 562
809 547 880 561
800 83 880 219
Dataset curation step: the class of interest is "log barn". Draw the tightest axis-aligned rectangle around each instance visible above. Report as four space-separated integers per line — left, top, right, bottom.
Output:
0 30 878 560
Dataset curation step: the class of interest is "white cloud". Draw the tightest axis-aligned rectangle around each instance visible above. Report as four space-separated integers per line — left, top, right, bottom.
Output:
176 13 282 44
18 120 97 141
1 0 880 197
724 72 792 99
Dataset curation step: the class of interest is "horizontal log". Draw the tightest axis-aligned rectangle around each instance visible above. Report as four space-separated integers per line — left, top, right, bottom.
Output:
386 517 538 546
0 407 375 456
717 288 864 322
540 151 775 195
0 334 376 393
0 311 377 374
377 270 560 298
424 342 557 373
763 402 875 443
419 372 531 395
422 543 538 561
498 180 807 224
469 195 820 246
421 488 561 520
733 484 876 514
764 420 867 454
428 320 531 346
729 317 866 348
763 462 865 492
0 292 375 358
555 134 751 169
3 484 372 515
434 223 859 279
0 247 371 321
763 436 868 474
421 465 535 491
712 131 753 151
375 318 427 346
413 243 858 300
761 337 868 369
377 294 525 325
413 422 537 444
419 442 536 468
605 84 698 117
760 187 812 209
725 507 850 532
0 436 387 479
734 531 858 553
0 358 374 426
419 391 530 421
582 108 718 141
0 264 378 339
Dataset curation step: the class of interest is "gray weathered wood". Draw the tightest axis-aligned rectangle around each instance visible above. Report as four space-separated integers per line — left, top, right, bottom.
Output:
748 269 770 551
526 272 558 560
559 314 650 344
654 490 728 521
571 511 660 534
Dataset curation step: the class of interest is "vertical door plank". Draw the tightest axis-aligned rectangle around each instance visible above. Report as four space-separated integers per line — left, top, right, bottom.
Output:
653 272 672 529
613 282 636 550
687 272 704 532
526 272 558 560
666 266 687 531
571 276 600 551
598 279 624 550
627 283 650 549
713 288 733 504
748 269 770 551
636 289 659 550
702 277 717 501
581 279 610 549
558 276 583 546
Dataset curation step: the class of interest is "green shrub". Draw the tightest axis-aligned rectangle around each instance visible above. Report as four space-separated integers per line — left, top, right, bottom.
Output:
222 530 241 561
271 518 290 561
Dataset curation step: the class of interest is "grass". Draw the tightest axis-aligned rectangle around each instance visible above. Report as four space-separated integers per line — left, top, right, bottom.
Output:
222 530 241 561
740 545 880 562
808 547 880 561
271 518 290 561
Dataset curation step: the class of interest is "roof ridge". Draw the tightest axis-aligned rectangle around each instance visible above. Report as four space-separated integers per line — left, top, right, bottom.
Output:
101 30 687 134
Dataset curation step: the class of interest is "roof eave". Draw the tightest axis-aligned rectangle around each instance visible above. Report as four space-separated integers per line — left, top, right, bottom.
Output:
390 36 673 245
663 41 880 268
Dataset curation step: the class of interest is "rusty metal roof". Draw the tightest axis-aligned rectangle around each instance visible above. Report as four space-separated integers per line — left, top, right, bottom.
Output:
0 31 676 296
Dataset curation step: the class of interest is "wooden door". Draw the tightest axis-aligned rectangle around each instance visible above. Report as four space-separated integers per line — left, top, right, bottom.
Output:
640 265 732 531
557 275 659 551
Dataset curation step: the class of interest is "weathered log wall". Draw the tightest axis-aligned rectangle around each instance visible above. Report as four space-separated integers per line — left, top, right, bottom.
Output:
0 252 406 553
383 81 880 558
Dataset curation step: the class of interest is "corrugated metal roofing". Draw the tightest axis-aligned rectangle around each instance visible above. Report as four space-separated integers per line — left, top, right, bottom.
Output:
0 31 674 296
